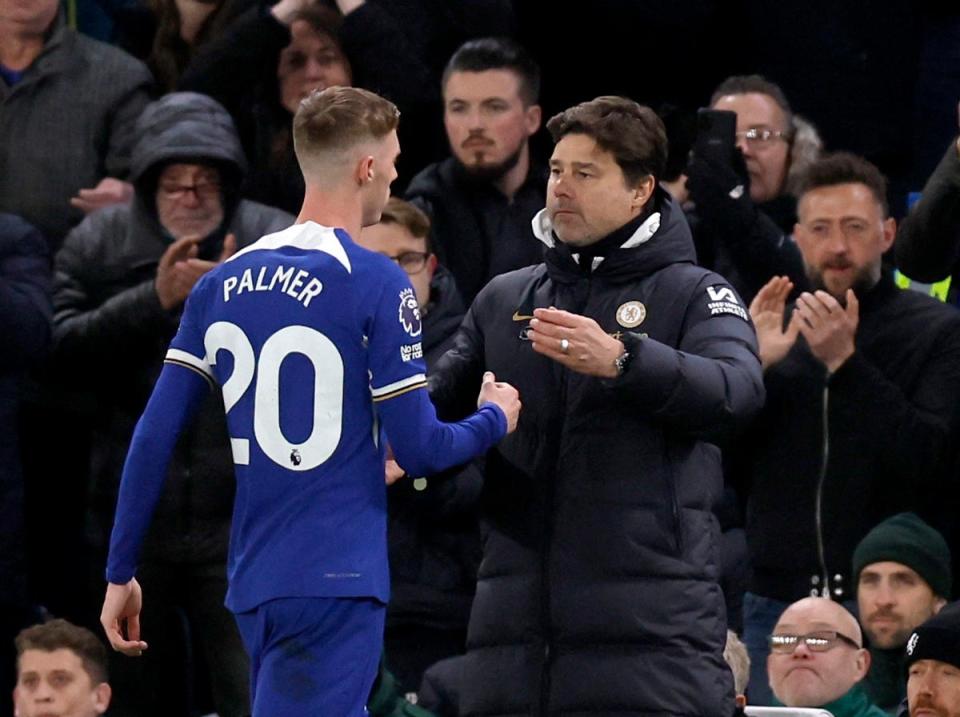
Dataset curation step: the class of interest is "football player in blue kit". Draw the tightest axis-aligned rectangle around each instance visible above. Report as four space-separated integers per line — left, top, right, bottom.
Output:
100 86 521 716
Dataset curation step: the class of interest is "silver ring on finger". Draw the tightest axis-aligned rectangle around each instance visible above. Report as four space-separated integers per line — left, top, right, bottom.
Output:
560 338 570 354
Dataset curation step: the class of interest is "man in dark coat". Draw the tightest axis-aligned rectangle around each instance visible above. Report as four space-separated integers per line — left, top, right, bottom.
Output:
429 96 765 716
742 152 960 705
405 37 546 303
52 92 291 717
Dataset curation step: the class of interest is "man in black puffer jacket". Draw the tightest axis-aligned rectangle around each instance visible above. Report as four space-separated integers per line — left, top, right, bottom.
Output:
52 92 291 717
429 96 765 717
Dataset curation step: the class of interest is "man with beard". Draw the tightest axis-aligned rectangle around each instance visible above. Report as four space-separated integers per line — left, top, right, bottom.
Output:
405 37 544 302
740 152 960 705
853 513 951 712
903 602 960 717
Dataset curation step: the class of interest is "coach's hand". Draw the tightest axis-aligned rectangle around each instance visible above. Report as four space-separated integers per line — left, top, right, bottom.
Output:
101 579 148 656
527 307 623 378
478 371 521 433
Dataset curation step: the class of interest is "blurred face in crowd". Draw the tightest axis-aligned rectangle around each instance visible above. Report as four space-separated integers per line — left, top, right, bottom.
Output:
0 0 59 36
443 69 541 181
858 562 945 650
547 132 653 248
713 92 791 203
14 648 111 717
278 22 352 115
359 221 436 307
358 130 401 228
794 182 895 299
155 163 224 239
908 659 960 717
768 598 869 707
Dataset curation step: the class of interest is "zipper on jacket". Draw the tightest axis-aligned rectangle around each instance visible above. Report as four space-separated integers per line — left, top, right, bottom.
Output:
814 382 831 598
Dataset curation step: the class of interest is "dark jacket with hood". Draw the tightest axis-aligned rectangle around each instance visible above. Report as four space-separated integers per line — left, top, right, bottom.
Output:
429 190 765 716
52 92 292 562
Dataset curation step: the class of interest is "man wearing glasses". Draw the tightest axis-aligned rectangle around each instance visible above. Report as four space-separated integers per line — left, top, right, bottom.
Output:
685 75 822 303
52 92 291 716
358 198 479 691
767 597 885 716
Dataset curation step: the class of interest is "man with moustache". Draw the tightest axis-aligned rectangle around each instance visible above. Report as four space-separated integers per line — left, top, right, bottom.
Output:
405 37 544 302
853 513 951 712
903 602 960 717
767 597 884 716
741 152 960 704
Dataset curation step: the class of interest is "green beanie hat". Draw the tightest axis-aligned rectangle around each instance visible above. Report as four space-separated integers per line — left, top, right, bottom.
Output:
852 513 952 599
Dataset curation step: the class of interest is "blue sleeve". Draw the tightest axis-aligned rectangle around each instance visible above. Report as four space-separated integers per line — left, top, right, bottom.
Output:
378 387 506 478
364 262 506 475
105 364 210 583
105 284 214 583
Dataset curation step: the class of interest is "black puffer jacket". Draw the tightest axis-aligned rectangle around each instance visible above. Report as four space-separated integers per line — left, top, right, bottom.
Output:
52 93 292 562
430 191 765 716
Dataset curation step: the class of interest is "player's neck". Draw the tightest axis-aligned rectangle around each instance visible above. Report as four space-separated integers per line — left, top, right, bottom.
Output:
296 186 363 240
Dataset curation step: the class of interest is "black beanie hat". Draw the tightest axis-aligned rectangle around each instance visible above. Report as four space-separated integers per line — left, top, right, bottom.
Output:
904 601 960 671
852 512 952 599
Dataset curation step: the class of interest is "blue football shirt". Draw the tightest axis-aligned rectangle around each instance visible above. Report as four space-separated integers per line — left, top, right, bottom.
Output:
106 222 506 612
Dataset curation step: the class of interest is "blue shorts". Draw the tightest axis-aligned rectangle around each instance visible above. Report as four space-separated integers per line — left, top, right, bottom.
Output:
234 596 385 717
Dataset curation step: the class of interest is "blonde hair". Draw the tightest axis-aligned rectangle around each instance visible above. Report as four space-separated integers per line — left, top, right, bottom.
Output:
293 86 399 180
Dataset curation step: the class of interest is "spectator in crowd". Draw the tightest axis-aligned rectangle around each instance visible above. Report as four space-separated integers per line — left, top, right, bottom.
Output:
768 597 884 716
685 75 820 302
116 0 256 92
52 92 291 717
0 215 51 716
741 152 960 704
428 95 764 716
903 601 960 717
853 513 951 713
0 0 152 246
725 630 751 712
405 37 545 303
357 199 480 691
178 0 434 213
13 619 111 717
895 117 960 304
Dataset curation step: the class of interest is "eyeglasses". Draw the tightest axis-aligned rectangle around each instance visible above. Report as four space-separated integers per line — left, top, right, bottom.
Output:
735 127 790 146
769 630 861 654
158 180 221 201
385 251 430 275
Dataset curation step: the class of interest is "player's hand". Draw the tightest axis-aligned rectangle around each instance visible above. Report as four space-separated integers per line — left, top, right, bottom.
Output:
478 371 520 433
101 579 148 656
749 276 800 370
385 458 405 485
795 289 859 373
70 178 134 213
527 307 623 378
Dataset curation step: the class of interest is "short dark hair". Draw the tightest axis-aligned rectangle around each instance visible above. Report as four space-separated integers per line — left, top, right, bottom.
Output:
546 96 667 186
293 86 399 171
442 37 540 106
795 152 889 216
16 620 109 685
380 198 431 245
711 74 794 135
